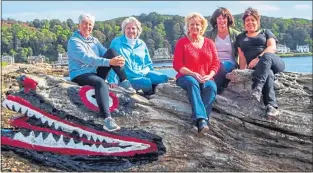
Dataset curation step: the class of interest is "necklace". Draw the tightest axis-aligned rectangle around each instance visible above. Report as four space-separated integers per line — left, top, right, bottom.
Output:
188 35 202 43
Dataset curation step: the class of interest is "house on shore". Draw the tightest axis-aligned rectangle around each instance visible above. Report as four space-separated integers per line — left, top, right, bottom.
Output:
27 55 45 64
296 45 310 53
153 48 171 60
1 55 15 65
57 53 69 65
276 44 290 54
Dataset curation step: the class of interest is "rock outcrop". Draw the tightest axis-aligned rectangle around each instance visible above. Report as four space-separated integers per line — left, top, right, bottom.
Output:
1 64 312 171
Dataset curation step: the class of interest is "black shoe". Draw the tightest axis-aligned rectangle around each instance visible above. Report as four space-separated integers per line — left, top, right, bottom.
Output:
197 119 209 134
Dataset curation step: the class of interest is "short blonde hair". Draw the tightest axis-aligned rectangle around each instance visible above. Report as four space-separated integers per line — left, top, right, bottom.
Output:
184 12 208 36
121 17 142 38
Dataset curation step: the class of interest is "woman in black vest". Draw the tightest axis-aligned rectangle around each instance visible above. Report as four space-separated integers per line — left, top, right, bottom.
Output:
235 7 285 118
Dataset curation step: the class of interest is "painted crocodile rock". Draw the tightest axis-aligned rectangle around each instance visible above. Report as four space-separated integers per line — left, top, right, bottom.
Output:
1 67 312 171
1 75 166 172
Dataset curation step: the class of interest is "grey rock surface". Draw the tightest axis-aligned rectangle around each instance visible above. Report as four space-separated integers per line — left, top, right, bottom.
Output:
2 66 312 171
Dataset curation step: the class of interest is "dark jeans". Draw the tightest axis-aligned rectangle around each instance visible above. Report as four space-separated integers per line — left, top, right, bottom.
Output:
253 52 285 108
176 76 217 121
72 48 126 118
97 48 127 82
214 61 237 94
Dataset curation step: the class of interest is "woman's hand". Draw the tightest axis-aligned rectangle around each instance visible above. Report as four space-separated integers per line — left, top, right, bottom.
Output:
192 72 205 83
109 56 125 67
248 57 260 69
202 74 213 82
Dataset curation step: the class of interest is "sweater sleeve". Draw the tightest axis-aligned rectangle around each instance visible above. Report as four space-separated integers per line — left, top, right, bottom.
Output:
173 39 184 72
123 59 145 78
208 40 220 74
95 38 108 57
67 39 110 67
110 39 144 78
143 42 154 70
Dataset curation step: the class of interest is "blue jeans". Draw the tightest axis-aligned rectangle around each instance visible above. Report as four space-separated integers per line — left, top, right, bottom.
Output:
129 71 168 94
176 75 217 121
222 61 236 72
214 61 237 94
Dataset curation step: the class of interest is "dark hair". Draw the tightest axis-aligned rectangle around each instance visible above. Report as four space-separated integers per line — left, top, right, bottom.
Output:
210 7 235 28
242 7 261 23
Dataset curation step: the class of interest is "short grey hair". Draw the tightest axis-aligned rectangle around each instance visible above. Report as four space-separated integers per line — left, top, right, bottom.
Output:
121 17 142 38
78 13 95 25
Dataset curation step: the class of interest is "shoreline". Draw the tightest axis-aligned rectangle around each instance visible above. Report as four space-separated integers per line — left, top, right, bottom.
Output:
277 53 312 57
152 53 312 63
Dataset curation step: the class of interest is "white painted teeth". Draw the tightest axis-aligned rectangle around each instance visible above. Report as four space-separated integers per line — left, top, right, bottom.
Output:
41 117 47 124
36 132 44 143
45 133 56 145
13 131 150 153
68 138 75 147
14 104 21 112
13 132 24 140
5 102 13 110
47 120 53 127
4 99 151 153
90 144 97 150
86 134 91 141
34 112 42 119
21 106 28 115
57 135 66 146
92 135 98 142
54 123 60 130
27 109 35 117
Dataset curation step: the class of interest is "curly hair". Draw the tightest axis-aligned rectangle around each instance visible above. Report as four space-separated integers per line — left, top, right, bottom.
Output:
121 17 142 38
210 7 235 28
242 7 261 23
184 12 208 36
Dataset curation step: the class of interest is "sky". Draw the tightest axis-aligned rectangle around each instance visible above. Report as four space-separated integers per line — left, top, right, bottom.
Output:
2 1 312 22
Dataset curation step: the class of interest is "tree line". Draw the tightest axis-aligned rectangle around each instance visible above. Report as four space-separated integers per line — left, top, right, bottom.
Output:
1 12 312 63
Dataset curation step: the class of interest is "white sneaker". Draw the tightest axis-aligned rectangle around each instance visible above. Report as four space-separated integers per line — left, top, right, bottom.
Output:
266 105 279 117
119 80 136 94
103 117 121 132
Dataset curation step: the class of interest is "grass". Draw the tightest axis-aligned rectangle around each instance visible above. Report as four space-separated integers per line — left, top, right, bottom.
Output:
1 62 8 67
277 52 312 57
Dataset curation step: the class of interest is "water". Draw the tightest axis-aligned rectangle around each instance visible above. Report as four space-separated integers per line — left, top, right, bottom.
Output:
282 56 312 73
155 56 312 78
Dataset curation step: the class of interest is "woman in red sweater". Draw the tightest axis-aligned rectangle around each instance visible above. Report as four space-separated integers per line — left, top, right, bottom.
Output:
173 12 220 134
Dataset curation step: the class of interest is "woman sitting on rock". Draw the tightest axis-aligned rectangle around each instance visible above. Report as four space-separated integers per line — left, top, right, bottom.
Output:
173 12 220 134
67 14 136 132
207 7 240 94
235 7 285 118
107 17 168 95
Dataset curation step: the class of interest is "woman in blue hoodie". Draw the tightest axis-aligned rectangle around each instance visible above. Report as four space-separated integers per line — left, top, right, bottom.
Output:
67 14 135 132
107 17 168 95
